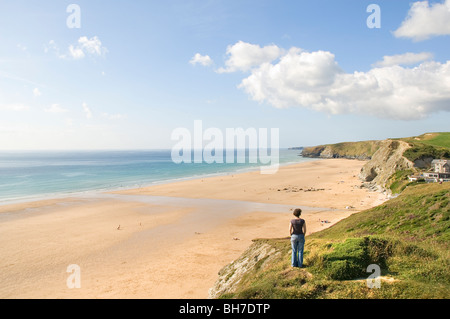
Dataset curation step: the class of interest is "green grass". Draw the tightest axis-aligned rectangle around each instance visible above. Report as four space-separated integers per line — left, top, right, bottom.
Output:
217 182 450 299
401 132 450 149
386 169 429 195
399 132 450 162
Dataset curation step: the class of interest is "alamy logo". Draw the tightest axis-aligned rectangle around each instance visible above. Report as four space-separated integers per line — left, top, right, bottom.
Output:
66 4 81 29
66 264 81 289
366 264 381 289
171 120 280 174
367 4 381 29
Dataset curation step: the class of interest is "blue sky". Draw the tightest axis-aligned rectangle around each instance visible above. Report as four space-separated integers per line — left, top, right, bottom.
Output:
0 0 449 150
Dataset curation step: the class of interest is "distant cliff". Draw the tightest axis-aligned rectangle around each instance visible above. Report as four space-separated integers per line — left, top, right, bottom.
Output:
301 139 415 192
301 133 450 192
301 141 382 160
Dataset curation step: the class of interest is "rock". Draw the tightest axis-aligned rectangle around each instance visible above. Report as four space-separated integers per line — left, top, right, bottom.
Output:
208 242 280 299
359 140 414 191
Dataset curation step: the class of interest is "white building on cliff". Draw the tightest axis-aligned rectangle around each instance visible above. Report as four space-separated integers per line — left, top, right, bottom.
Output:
422 159 450 182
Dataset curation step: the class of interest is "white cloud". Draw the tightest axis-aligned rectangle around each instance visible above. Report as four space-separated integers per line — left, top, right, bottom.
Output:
77 36 108 56
217 41 284 73
45 104 68 113
33 88 42 97
374 52 433 67
69 45 85 60
82 102 93 119
393 0 450 41
230 45 450 120
189 53 213 66
69 36 108 60
47 36 107 60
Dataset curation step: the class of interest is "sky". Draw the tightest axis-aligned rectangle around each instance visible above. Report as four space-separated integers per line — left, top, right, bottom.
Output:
0 0 449 150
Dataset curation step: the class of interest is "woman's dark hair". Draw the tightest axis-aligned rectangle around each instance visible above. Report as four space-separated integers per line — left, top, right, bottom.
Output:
293 208 302 217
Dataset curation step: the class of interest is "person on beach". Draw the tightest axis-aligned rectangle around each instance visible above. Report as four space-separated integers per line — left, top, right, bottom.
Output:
290 208 306 268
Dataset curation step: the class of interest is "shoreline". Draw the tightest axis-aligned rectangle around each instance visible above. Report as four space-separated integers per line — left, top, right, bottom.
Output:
0 156 315 207
0 158 387 298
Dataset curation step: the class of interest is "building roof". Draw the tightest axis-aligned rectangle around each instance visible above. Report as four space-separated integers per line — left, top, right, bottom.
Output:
432 159 450 164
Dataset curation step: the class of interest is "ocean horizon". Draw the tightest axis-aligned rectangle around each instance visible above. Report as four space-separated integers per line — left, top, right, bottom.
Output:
0 148 313 205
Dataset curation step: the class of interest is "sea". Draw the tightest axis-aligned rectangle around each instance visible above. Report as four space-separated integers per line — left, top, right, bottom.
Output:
0 149 313 205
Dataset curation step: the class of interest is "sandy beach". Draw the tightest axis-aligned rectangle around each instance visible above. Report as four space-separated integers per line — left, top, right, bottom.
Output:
0 159 387 299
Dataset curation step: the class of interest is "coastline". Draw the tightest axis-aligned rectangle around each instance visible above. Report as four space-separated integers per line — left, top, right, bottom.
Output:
0 159 387 298
0 151 312 207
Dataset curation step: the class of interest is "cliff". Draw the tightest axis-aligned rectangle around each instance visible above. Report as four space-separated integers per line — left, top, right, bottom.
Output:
358 139 414 192
300 137 446 192
208 241 281 299
302 141 382 160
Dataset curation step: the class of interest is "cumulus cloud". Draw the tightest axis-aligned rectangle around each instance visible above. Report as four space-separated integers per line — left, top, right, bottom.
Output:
189 53 213 66
393 0 450 41
69 45 85 60
82 102 92 119
69 36 108 60
46 37 107 60
373 52 433 67
217 41 284 73
213 42 450 120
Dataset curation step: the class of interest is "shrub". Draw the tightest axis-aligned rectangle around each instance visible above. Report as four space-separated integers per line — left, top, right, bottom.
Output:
321 237 392 280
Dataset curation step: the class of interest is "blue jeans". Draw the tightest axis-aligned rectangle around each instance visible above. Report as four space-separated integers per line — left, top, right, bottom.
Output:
291 234 305 267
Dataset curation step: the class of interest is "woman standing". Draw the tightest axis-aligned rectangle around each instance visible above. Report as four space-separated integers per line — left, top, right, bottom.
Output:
290 208 307 268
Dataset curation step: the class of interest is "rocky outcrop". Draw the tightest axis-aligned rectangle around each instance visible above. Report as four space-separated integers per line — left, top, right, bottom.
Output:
359 140 414 191
208 241 281 299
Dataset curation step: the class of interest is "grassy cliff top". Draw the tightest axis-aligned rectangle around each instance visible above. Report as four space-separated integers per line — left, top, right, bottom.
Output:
398 132 450 162
217 182 450 299
301 132 450 162
302 140 381 159
398 132 450 149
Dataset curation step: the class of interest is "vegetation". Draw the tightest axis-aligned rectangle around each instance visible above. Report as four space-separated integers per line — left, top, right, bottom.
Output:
398 132 450 162
217 182 450 299
384 132 450 194
386 169 423 194
400 132 450 149
302 132 450 163
302 141 381 159
403 144 450 163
